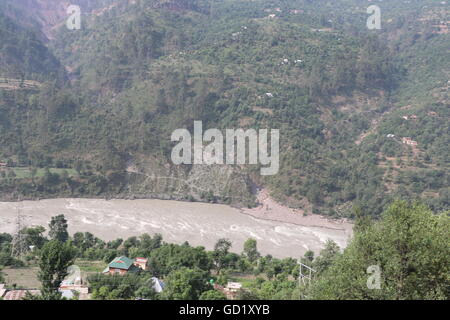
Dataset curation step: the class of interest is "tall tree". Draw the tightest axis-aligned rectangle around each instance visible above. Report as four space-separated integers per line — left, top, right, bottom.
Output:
0 266 4 283
242 238 260 263
37 240 77 300
48 215 69 243
213 238 232 271
313 240 340 275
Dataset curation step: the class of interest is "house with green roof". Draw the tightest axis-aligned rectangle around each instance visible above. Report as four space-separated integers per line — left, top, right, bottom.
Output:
103 256 141 275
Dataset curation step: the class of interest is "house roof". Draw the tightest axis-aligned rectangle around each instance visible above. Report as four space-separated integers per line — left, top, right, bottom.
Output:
227 282 242 289
108 256 135 270
3 289 41 300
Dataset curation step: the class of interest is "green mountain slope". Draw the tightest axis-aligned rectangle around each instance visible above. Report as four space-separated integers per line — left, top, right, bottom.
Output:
0 11 62 80
0 0 448 216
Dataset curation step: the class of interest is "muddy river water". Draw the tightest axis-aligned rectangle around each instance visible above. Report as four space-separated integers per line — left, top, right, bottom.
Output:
0 198 352 258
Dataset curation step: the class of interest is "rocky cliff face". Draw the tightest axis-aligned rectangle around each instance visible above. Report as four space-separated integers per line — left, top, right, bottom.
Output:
124 155 255 206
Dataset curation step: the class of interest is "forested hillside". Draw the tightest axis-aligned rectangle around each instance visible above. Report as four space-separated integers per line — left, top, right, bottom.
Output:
0 0 448 217
0 11 62 80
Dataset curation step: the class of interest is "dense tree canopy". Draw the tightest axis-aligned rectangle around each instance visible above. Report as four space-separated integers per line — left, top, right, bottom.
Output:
310 201 450 300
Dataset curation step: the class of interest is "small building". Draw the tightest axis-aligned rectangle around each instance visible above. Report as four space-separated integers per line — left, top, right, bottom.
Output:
402 137 418 146
0 162 7 167
103 256 141 275
265 92 274 98
214 282 243 300
134 257 148 271
226 282 242 292
59 277 89 295
402 114 418 120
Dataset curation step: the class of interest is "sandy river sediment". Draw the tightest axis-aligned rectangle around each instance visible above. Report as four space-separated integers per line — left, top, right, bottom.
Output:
0 198 352 258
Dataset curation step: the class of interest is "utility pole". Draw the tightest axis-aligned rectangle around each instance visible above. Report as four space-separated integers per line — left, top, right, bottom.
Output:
298 262 316 287
11 196 27 259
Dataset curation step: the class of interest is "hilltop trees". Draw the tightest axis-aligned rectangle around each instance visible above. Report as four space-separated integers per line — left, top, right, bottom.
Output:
310 201 450 300
0 0 448 217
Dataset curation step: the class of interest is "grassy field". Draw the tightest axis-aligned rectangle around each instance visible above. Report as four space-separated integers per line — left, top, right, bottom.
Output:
2 267 40 289
75 260 106 274
228 272 264 288
2 260 105 290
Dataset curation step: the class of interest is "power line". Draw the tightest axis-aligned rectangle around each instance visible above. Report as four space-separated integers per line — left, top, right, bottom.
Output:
11 195 27 259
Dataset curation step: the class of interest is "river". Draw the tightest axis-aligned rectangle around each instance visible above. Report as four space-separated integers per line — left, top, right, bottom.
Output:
0 198 352 258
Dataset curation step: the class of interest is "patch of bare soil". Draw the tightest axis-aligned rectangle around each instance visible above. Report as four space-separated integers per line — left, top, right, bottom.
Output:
241 189 353 233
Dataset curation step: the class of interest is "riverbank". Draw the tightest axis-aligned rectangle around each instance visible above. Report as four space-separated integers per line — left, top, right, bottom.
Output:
241 189 352 231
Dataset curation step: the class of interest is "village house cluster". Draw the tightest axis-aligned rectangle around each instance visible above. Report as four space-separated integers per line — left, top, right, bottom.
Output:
264 7 304 19
0 255 247 300
402 114 418 121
